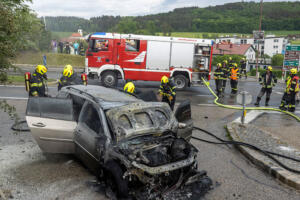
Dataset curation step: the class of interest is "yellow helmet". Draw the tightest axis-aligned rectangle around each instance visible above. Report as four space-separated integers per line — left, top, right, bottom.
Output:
161 76 169 84
217 63 222 67
229 57 232 60
223 60 228 64
63 65 73 77
36 65 47 75
124 82 135 94
267 66 273 71
233 63 238 67
290 68 298 75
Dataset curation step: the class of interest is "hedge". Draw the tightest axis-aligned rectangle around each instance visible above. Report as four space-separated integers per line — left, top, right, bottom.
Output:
249 69 300 79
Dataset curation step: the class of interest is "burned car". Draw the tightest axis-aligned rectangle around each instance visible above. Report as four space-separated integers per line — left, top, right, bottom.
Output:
26 85 211 199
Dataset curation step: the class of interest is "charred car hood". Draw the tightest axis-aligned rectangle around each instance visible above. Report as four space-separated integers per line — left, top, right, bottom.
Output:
106 102 178 142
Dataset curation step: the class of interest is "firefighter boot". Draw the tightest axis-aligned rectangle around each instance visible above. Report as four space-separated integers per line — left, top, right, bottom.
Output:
254 97 261 107
265 97 270 106
288 105 295 112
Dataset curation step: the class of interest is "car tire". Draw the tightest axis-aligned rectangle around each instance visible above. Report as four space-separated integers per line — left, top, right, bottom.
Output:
105 161 129 198
101 71 117 87
174 74 188 90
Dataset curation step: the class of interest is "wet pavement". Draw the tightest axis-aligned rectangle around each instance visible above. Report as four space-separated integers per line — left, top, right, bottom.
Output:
1 75 300 199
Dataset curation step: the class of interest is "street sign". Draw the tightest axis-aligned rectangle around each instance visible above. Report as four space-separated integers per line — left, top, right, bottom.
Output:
286 45 300 51
284 60 299 66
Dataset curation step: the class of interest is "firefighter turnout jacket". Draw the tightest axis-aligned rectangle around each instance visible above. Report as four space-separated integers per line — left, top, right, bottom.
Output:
159 82 176 98
286 75 299 94
214 68 225 80
259 72 277 89
29 72 47 97
58 72 82 91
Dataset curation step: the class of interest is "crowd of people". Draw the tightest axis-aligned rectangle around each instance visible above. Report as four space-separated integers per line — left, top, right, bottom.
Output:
214 57 299 112
51 40 85 56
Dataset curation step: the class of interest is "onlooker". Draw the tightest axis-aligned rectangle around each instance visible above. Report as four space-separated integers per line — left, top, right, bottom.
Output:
58 41 64 53
65 42 70 54
73 42 79 55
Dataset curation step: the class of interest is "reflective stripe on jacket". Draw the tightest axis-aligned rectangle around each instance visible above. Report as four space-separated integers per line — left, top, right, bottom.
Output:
286 75 299 93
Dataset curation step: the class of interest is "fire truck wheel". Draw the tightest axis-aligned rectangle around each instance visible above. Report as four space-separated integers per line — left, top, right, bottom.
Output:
101 71 117 87
174 74 188 90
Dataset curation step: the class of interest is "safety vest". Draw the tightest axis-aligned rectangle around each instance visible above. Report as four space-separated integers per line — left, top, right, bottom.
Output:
230 68 239 80
286 76 299 93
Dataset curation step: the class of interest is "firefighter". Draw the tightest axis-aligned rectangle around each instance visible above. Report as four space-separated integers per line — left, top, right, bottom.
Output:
159 76 176 110
214 63 224 97
228 57 234 70
279 68 299 112
229 63 240 94
254 66 277 106
58 65 82 91
240 58 247 79
29 65 48 97
221 60 229 94
124 81 136 94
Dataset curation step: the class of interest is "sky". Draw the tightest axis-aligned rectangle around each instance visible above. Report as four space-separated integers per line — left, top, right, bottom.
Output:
27 0 299 19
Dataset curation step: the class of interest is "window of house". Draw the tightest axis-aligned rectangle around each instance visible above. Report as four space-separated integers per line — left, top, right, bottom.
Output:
80 103 103 134
274 39 279 43
125 39 140 52
94 39 109 51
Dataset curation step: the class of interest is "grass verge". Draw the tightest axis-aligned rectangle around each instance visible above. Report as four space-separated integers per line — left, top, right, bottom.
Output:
5 75 55 85
14 52 85 68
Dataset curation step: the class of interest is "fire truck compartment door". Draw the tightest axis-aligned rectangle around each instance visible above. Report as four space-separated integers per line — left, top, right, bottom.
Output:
146 41 171 71
170 43 194 68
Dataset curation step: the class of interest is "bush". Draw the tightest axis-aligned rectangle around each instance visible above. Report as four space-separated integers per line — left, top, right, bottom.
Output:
249 68 300 79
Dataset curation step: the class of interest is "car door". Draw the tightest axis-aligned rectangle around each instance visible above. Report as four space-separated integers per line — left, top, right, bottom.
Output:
26 97 77 154
174 100 193 141
74 101 108 167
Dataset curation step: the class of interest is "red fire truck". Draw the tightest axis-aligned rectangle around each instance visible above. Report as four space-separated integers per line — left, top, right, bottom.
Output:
85 32 213 89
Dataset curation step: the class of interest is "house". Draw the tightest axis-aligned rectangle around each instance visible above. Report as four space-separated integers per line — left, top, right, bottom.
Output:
61 29 85 43
213 43 256 62
216 35 288 57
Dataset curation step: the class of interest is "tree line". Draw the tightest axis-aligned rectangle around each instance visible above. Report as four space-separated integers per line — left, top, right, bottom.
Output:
44 2 300 35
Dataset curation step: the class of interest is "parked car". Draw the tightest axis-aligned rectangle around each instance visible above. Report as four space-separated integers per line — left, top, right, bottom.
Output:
26 85 211 199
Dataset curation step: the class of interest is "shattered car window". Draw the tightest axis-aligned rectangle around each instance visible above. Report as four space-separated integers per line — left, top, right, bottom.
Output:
118 114 132 129
135 112 153 128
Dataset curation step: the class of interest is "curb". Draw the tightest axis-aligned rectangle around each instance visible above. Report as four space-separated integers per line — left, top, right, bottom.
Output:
226 122 300 190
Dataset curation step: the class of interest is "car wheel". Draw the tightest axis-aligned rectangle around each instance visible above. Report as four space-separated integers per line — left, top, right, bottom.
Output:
101 71 117 87
105 161 129 198
174 74 188 90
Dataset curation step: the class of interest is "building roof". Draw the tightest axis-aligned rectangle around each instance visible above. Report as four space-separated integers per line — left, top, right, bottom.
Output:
71 33 82 37
213 43 253 55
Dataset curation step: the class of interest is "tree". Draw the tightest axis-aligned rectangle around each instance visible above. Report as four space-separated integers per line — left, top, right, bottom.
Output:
271 54 284 66
112 18 138 34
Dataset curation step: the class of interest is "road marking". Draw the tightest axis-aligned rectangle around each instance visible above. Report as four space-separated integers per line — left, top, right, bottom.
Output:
275 91 284 95
197 103 241 107
196 94 213 97
0 97 28 100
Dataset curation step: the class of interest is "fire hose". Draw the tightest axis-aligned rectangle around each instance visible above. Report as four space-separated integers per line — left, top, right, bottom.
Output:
200 77 300 122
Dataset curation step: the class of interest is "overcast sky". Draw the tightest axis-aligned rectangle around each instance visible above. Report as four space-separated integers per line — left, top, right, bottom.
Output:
28 0 299 19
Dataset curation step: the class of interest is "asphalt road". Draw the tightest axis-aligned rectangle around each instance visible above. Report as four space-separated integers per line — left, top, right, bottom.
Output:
0 78 300 199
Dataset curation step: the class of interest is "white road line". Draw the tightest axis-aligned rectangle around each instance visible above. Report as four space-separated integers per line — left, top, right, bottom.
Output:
196 94 213 97
0 97 28 100
275 92 284 95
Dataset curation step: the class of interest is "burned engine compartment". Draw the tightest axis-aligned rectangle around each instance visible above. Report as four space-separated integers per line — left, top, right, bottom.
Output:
118 134 193 168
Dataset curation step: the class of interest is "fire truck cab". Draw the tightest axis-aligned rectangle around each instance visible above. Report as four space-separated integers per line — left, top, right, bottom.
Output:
85 32 213 89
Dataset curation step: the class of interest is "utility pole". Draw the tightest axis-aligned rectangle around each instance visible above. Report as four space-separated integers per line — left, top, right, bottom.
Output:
256 0 263 78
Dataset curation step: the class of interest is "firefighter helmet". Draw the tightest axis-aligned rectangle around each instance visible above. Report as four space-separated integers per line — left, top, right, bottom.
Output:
124 82 135 94
267 66 273 71
229 57 232 60
223 60 228 64
233 63 238 67
36 65 47 75
290 68 298 75
217 63 222 67
63 65 73 77
161 76 169 84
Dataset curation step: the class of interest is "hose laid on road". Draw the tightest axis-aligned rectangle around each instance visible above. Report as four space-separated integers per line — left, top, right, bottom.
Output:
192 126 300 174
11 120 30 132
201 77 300 122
